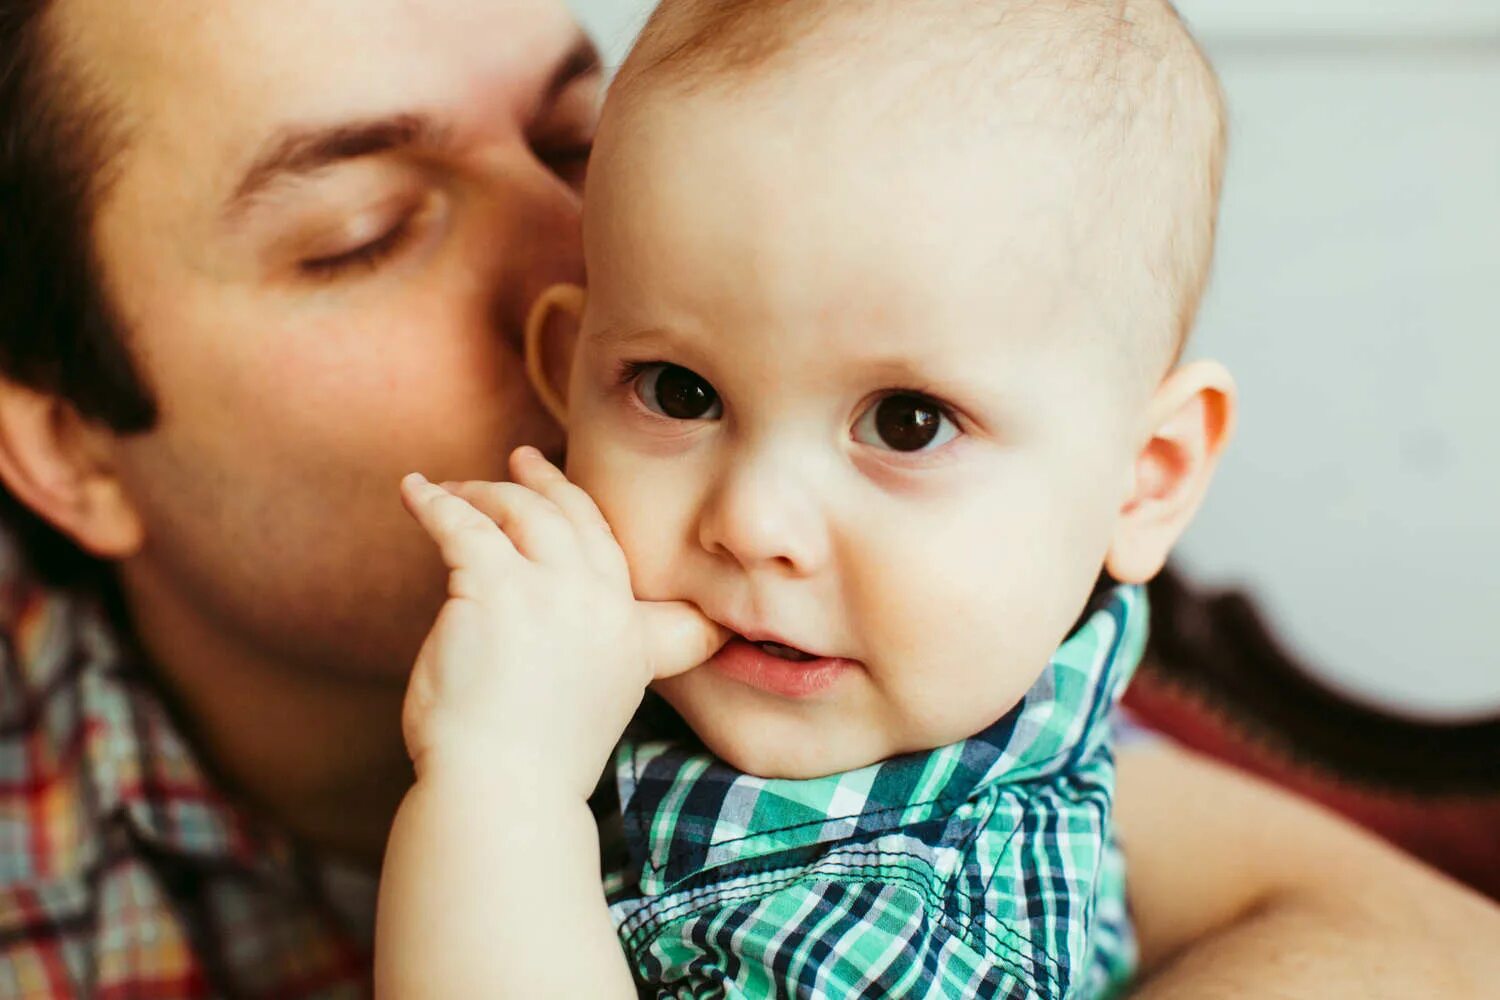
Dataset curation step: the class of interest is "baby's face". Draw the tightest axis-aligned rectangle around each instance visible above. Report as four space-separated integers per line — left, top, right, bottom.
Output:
565 89 1152 778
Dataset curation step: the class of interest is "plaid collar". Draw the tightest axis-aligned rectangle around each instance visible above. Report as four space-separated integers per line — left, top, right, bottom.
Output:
616 584 1147 895
2 580 273 878
2 552 377 997
0 560 377 909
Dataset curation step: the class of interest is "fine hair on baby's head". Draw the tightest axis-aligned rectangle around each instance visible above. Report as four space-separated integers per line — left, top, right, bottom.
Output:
611 0 1227 383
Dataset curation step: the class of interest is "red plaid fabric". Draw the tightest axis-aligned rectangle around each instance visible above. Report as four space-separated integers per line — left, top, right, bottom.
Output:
0 545 376 999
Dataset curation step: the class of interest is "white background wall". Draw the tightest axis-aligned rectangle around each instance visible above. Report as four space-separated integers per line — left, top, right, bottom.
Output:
567 0 1500 720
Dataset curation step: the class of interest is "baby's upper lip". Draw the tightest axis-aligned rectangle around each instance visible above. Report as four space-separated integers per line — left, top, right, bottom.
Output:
714 616 830 660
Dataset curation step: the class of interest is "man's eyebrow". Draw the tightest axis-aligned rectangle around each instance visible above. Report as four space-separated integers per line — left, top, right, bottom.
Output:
540 34 604 112
227 113 449 214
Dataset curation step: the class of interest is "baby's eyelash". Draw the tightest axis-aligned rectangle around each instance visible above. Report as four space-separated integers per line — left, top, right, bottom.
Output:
613 359 658 386
871 387 962 421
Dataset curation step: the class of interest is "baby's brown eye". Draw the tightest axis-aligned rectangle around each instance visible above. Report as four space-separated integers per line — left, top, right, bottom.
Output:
635 364 722 420
853 393 958 452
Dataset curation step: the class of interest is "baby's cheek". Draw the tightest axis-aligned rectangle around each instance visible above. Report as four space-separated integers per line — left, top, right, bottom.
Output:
857 536 1051 742
599 497 684 599
621 544 680 601
569 451 642 542
850 522 1000 659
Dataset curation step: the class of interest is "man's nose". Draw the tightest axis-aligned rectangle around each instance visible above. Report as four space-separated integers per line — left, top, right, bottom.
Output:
696 453 831 578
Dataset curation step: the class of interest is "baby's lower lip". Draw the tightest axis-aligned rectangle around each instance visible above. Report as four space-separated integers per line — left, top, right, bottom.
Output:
708 637 857 699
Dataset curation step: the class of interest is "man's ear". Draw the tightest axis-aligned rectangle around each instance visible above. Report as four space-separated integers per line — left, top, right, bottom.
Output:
0 380 144 559
524 283 586 428
1104 360 1237 584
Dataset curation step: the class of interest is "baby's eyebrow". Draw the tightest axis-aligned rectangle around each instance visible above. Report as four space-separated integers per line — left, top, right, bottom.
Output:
856 355 941 387
589 325 678 352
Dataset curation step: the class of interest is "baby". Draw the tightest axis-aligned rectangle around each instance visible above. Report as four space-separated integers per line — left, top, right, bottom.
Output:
376 0 1233 997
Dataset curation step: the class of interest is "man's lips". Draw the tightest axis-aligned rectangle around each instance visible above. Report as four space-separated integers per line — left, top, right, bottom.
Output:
707 635 858 699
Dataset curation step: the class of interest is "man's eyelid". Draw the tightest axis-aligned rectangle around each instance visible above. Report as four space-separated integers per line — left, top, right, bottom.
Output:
271 183 438 269
534 76 601 144
557 64 604 107
290 188 425 255
532 37 604 123
300 217 407 271
227 160 430 249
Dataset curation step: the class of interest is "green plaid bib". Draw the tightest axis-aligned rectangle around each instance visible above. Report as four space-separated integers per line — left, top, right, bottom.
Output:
606 584 1147 999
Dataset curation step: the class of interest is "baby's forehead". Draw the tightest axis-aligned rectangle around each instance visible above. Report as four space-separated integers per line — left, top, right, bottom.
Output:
594 98 1069 290
589 87 1147 376
603 0 1226 366
589 128 1110 373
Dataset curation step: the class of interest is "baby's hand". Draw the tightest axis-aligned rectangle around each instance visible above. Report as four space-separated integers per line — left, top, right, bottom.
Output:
399 447 726 800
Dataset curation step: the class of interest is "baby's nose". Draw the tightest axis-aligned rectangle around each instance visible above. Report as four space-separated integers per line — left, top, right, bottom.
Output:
696 460 830 578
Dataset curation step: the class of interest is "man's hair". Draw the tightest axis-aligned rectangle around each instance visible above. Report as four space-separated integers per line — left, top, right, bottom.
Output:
618 0 1228 372
0 0 156 584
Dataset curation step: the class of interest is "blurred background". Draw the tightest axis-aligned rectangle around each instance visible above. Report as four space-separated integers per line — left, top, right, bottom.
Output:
567 0 1500 721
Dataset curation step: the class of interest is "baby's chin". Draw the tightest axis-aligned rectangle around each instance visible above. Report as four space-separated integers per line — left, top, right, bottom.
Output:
701 735 875 781
655 662 1040 780
656 680 897 780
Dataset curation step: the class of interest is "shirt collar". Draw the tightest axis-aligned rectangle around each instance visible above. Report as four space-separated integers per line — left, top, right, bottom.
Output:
6 574 277 876
616 584 1147 895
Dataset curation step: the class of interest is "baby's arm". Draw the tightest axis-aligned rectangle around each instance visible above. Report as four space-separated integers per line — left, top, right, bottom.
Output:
377 753 626 997
373 448 725 998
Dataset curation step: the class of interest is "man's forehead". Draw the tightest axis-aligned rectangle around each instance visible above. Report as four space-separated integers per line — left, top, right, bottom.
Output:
59 0 590 174
222 36 597 218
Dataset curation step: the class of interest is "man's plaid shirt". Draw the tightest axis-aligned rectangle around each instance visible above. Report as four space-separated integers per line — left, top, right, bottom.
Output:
0 544 376 999
606 586 1145 1000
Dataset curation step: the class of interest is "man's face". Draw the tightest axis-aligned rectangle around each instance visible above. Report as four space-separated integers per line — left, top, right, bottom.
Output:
70 0 600 680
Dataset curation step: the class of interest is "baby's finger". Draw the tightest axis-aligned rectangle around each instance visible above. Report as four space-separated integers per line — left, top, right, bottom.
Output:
509 447 627 575
640 601 731 680
401 474 519 576
440 479 580 566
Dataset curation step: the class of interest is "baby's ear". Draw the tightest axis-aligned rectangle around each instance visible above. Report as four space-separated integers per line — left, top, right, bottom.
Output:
524 283 587 428
1104 360 1236 584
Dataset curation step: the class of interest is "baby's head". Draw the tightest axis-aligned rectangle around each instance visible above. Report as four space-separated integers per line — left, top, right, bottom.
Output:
536 0 1233 778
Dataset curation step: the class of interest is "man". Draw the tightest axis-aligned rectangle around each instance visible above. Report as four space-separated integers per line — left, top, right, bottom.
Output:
0 0 1495 996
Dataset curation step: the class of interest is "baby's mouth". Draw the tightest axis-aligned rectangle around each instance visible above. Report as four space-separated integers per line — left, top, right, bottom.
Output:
751 639 818 664
707 631 857 699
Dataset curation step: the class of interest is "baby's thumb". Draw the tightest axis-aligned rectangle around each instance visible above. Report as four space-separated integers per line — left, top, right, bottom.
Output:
640 601 729 680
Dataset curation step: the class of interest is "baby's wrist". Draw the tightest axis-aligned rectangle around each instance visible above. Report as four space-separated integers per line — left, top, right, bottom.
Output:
412 732 596 807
